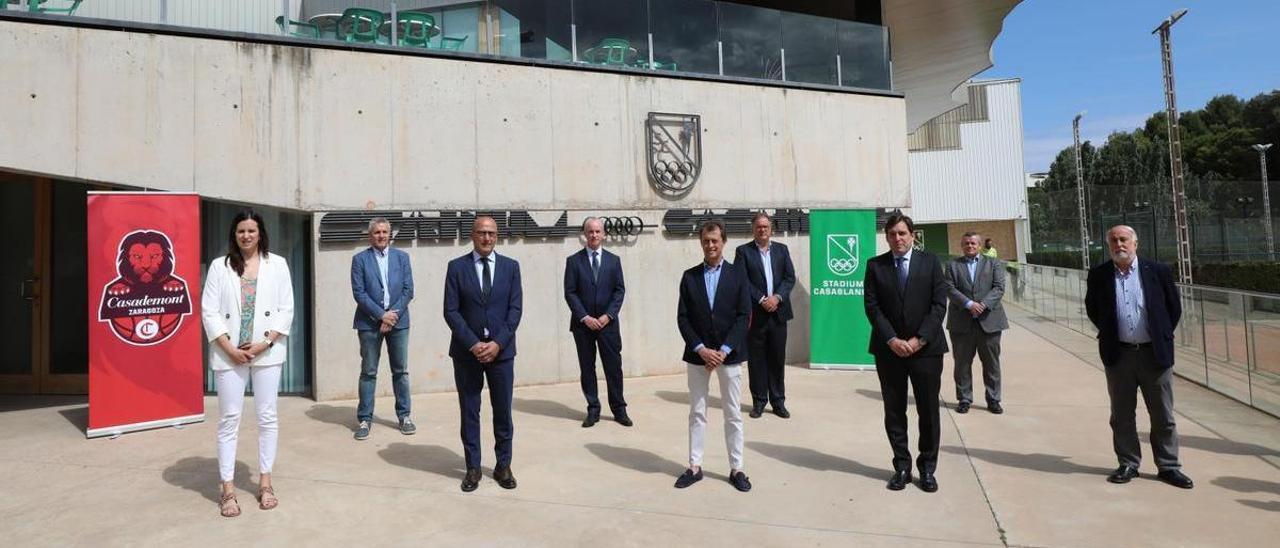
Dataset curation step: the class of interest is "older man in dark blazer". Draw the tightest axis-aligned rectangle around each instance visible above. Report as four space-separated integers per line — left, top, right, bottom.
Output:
944 231 1008 415
733 212 797 419
351 217 415 441
1085 225 1192 489
443 216 523 493
864 213 949 493
673 221 754 493
564 217 630 428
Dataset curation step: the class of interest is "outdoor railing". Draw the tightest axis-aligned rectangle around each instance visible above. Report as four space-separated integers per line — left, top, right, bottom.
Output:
3 0 892 91
1007 263 1280 417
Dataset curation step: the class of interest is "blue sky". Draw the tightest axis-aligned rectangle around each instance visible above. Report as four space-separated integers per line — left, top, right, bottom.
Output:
981 0 1280 173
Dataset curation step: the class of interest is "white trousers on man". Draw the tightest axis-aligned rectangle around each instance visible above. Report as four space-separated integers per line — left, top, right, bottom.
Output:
215 364 281 482
687 362 744 470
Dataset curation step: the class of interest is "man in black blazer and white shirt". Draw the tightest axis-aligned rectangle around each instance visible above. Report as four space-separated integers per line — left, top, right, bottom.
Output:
564 217 630 428
863 213 949 493
1085 225 1192 489
733 212 797 419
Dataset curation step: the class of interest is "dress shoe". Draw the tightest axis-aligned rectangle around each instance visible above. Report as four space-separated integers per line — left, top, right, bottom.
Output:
918 473 938 493
615 413 634 427
494 465 517 490
1107 465 1139 484
729 470 752 492
772 404 791 419
582 412 600 428
1157 469 1194 489
988 402 1004 415
674 468 703 489
460 468 481 492
886 470 912 491
955 402 970 414
749 404 765 419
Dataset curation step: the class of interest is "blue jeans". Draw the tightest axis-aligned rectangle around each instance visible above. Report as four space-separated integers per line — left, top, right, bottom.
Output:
357 327 411 423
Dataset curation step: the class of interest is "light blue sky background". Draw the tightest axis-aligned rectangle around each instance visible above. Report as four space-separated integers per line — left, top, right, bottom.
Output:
981 0 1280 173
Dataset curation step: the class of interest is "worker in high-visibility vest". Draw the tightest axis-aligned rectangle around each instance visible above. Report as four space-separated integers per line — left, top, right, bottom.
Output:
981 238 998 259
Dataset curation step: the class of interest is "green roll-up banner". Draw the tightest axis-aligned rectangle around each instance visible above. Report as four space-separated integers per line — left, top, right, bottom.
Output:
809 209 878 369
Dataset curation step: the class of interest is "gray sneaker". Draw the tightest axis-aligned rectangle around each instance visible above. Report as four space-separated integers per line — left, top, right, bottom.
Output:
354 420 371 440
399 418 416 435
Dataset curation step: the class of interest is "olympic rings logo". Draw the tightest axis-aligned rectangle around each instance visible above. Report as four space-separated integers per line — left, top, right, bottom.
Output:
588 216 646 236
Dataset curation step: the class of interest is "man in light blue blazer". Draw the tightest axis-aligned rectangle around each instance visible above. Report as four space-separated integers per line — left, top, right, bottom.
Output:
351 217 415 441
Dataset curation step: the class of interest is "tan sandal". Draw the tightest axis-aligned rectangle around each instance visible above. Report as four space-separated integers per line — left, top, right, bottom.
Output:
257 485 278 511
219 492 241 518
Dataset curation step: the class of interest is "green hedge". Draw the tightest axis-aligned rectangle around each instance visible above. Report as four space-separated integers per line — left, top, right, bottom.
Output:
1023 253 1280 294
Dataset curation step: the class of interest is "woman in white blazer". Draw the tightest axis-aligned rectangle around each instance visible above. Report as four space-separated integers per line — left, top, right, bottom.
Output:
201 210 294 518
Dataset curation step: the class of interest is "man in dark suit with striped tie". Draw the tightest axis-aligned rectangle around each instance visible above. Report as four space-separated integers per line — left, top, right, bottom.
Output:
564 217 630 428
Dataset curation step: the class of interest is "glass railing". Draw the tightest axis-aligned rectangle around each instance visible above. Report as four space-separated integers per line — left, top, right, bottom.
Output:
3 0 892 91
1007 263 1280 417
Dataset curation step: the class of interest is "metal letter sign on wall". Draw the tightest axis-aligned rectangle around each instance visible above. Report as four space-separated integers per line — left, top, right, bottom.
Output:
646 112 702 197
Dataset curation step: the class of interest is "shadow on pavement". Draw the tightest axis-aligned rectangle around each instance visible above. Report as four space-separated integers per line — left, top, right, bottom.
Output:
161 456 254 504
584 443 686 476
942 446 1115 475
378 442 466 480
654 390 752 413
305 403 398 432
746 441 888 481
1144 433 1280 457
512 398 585 422
57 406 88 432
0 395 87 413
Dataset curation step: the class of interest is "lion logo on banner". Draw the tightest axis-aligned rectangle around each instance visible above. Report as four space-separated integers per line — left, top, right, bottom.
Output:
97 230 193 346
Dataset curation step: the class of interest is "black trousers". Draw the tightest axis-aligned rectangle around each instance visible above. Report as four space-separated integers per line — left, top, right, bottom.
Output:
453 358 514 469
573 328 626 414
874 353 943 475
747 320 787 407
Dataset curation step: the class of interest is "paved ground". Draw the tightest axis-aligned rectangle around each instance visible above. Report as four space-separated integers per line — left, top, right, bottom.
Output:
1 304 1278 547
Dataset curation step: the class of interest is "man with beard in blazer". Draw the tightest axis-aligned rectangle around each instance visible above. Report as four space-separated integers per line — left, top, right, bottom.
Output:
733 212 797 419
443 216 523 493
863 212 949 493
944 231 1008 415
564 217 631 428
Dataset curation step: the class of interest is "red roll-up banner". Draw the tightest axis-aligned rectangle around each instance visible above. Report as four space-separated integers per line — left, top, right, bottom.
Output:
87 192 203 438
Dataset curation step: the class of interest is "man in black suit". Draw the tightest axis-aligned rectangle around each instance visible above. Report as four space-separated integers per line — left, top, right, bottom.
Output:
1084 225 1193 489
564 217 630 428
863 213 949 493
733 212 797 419
443 216 523 492
673 221 754 493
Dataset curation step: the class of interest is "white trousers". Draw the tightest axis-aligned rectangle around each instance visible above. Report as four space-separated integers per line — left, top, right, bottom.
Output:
215 364 281 483
687 363 744 471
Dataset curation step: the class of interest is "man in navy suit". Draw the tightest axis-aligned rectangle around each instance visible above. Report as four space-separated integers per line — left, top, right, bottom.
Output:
564 217 630 428
443 216 523 492
350 217 415 440
733 212 797 419
674 221 754 493
864 213 949 493
1085 225 1193 489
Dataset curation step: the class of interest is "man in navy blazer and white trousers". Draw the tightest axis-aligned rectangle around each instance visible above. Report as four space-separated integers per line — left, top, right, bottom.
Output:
350 217 415 441
564 217 631 428
444 216 523 493
1085 225 1193 489
674 221 754 493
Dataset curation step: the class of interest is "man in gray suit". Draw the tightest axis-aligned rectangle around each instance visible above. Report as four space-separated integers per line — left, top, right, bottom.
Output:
944 232 1008 415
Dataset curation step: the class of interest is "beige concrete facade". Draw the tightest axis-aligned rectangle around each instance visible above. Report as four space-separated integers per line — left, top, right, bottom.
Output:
946 219 1018 258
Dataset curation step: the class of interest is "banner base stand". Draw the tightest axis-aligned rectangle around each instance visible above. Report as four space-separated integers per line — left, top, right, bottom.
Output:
808 363 877 371
87 413 204 439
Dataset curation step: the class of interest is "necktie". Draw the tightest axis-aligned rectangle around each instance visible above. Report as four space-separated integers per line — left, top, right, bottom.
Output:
591 251 600 282
895 256 907 291
481 257 492 300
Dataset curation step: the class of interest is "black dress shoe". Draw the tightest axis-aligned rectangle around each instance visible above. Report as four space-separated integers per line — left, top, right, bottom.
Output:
886 470 912 491
615 413 633 427
729 470 752 492
918 473 938 493
582 412 600 428
1107 465 1139 484
955 402 970 414
772 404 790 419
749 404 765 419
1157 469 1194 489
461 468 481 492
494 465 517 490
674 468 703 488
988 402 1004 415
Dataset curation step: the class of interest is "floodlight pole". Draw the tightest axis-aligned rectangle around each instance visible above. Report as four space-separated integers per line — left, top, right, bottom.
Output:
1073 112 1089 269
1254 143 1274 259
1153 9 1193 284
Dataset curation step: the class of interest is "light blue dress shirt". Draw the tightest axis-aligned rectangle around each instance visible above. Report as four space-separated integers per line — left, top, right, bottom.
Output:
1114 258 1152 344
759 243 774 299
374 246 390 309
695 259 732 355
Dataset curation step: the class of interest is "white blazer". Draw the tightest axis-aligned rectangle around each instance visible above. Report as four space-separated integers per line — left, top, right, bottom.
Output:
201 252 295 370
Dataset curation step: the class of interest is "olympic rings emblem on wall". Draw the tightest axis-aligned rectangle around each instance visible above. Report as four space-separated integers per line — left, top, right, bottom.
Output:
588 216 646 236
